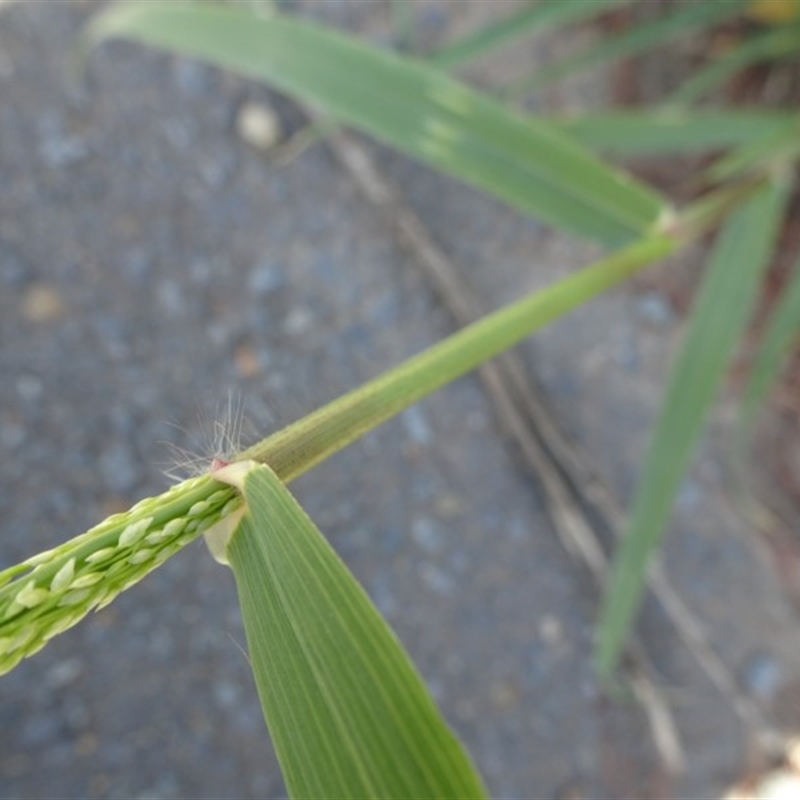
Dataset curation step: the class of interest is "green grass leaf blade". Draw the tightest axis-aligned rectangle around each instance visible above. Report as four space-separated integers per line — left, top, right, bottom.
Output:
704 118 800 183
667 20 800 105
224 462 488 799
595 179 790 679
506 0 747 97
86 1 668 246
556 109 800 156
429 0 631 70
741 247 800 431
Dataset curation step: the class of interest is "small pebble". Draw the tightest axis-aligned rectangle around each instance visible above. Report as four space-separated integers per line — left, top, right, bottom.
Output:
401 406 432 446
156 279 184 316
740 649 782 702
635 290 674 327
283 307 313 335
206 320 234 347
236 101 282 151
45 657 83 689
247 261 282 295
74 733 98 757
488 679 518 711
539 614 562 646
419 563 454 596
433 492 462 519
212 680 240 710
21 283 64 323
411 517 444 554
39 136 88 169
234 343 261 378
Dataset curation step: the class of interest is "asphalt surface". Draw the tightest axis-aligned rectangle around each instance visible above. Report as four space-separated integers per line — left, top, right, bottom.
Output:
2 2 800 798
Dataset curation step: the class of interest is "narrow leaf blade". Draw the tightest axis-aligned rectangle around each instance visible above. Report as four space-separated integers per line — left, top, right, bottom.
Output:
668 19 800 104
225 463 487 799
596 179 789 678
507 0 747 96
429 0 631 70
704 118 800 183
87 1 669 246
741 247 800 431
556 110 799 156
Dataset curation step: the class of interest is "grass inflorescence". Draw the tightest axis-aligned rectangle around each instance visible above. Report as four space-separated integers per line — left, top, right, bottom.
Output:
0 475 240 675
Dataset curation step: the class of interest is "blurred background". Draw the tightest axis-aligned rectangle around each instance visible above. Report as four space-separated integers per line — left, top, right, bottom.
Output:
1 2 800 797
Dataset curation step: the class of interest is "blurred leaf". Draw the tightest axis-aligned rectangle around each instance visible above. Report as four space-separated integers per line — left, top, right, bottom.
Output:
556 109 799 156
87 1 668 246
705 117 800 182
429 0 631 70
668 19 800 104
222 462 487 799
506 0 747 97
741 247 800 431
596 178 790 678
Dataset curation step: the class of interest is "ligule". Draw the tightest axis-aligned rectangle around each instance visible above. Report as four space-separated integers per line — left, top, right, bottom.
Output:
0 477 240 676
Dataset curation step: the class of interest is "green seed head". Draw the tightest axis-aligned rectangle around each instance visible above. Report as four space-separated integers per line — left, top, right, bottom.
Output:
0 475 240 676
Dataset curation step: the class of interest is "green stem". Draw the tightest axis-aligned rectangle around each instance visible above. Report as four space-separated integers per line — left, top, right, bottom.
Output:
240 232 676 482
241 175 774 484
675 173 770 239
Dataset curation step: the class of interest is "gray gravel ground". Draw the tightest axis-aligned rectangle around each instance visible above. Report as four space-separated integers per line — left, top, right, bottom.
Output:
2 2 800 799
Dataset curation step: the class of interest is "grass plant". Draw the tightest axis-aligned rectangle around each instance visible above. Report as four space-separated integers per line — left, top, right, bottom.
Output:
3 1 800 795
